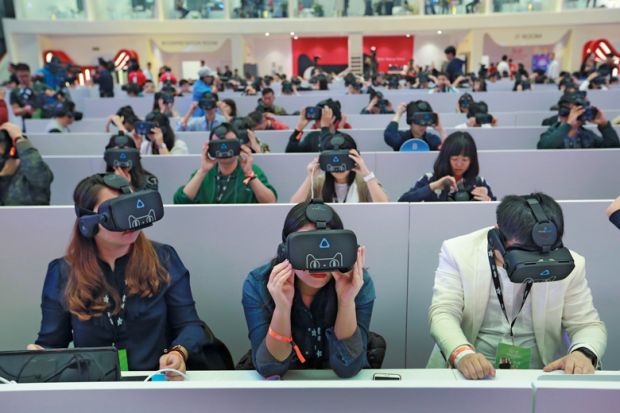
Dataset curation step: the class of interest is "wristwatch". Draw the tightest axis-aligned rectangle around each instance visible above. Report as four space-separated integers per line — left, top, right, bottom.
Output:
164 345 188 363
573 347 598 367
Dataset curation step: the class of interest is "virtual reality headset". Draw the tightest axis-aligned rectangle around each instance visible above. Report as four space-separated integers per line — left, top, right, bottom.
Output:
407 111 438 126
305 106 322 121
277 200 359 272
134 120 156 136
474 113 493 126
208 138 241 159
319 149 355 173
199 93 218 110
161 93 175 104
487 196 575 283
458 94 474 109
76 174 164 238
104 148 140 169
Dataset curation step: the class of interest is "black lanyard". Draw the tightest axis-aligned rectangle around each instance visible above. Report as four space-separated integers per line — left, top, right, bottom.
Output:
104 293 126 347
215 172 234 203
487 247 533 337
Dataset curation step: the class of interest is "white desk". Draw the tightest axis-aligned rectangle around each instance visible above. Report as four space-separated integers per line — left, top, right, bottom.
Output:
9 369 619 413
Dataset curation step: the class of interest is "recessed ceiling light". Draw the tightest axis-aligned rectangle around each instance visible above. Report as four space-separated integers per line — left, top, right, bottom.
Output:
437 30 443 35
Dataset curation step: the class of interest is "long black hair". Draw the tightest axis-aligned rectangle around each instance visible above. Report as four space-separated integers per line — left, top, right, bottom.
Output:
145 111 176 154
321 133 358 203
432 131 479 183
104 134 156 190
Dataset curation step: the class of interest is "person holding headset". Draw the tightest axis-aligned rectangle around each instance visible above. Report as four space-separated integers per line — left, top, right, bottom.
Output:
286 99 351 153
290 133 388 203
399 131 495 202
140 112 189 155
173 123 277 204
242 200 376 378
104 133 159 191
29 173 206 378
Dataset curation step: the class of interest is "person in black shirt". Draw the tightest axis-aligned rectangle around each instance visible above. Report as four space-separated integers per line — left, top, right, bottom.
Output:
286 99 349 153
383 100 446 151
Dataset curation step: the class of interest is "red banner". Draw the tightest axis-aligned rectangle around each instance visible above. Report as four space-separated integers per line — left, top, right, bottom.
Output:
292 37 349 77
363 36 414 73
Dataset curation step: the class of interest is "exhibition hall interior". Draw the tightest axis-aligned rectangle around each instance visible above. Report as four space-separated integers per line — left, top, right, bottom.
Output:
0 0 620 411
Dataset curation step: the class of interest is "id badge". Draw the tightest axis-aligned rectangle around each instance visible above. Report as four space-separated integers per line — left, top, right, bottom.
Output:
495 342 531 369
118 348 129 372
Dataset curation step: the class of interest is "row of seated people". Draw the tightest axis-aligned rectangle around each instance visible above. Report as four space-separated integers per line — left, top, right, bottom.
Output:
17 173 620 380
41 83 620 149
0 120 509 206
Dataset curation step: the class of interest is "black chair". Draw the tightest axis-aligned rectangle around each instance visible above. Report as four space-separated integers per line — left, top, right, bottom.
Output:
186 321 234 370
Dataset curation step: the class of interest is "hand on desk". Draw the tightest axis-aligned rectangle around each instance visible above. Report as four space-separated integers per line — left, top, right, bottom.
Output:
159 352 187 381
543 352 595 375
457 353 496 380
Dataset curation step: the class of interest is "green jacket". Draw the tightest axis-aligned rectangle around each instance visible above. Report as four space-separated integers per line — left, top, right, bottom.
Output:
0 139 54 205
537 122 620 149
173 163 277 204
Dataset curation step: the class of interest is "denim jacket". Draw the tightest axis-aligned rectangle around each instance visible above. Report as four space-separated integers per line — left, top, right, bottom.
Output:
242 262 376 378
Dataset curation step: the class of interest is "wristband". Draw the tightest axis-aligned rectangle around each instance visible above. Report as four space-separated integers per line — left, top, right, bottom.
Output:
363 172 376 183
243 172 257 185
164 345 188 363
450 345 474 368
268 327 306 363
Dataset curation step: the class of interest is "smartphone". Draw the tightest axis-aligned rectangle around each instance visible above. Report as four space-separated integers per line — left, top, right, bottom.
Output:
372 373 401 381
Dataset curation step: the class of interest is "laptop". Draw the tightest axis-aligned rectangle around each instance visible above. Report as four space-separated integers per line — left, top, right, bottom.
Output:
0 347 121 383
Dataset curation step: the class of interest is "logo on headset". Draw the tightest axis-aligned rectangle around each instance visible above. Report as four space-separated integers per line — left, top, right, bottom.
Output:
120 153 127 160
539 269 551 277
136 199 145 209
332 156 340 163
319 238 330 249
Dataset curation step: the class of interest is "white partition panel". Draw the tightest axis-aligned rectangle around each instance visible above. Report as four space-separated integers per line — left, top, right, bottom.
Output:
0 204 409 368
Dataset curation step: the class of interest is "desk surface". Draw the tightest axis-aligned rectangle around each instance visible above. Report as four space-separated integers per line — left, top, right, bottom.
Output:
2 369 619 413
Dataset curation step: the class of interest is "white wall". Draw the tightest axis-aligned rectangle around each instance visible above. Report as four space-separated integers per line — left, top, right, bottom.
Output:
244 35 293 77
413 31 469 70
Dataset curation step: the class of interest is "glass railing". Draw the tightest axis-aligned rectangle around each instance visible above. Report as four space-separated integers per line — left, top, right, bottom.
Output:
165 0 226 19
17 0 86 20
15 0 615 20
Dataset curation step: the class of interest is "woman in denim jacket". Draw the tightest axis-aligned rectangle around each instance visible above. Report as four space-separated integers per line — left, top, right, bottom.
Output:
242 201 376 378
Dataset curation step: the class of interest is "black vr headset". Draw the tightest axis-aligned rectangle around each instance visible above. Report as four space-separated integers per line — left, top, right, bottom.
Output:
76 174 164 239
198 93 218 110
208 124 242 159
277 200 359 272
104 134 139 169
134 120 156 136
487 196 575 284
458 93 474 109
406 101 437 126
318 134 356 173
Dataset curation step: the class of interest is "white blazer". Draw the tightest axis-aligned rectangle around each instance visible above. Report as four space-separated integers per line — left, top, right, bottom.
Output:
427 227 607 368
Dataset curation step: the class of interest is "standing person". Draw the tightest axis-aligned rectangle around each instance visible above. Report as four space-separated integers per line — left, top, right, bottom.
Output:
546 52 560 82
143 62 154 82
242 200 375 377
93 59 114 98
444 46 465 83
0 122 54 205
29 173 206 375
496 56 510 78
427 193 606 379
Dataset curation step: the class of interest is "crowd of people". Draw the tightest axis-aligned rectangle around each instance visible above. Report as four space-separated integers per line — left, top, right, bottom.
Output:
1 43 619 382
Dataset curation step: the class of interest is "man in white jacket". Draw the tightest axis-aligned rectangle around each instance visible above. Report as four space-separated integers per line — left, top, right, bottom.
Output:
427 193 607 379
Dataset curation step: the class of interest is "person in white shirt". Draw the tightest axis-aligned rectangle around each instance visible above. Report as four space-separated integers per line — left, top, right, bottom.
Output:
427 193 606 379
546 53 560 82
496 56 510 78
454 101 497 129
140 112 188 155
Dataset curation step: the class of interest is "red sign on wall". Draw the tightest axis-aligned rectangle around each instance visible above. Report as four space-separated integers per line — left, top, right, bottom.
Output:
363 36 415 73
292 37 349 77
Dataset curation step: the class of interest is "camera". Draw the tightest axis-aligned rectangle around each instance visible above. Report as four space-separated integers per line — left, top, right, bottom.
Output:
135 121 156 136
208 138 241 159
305 106 322 121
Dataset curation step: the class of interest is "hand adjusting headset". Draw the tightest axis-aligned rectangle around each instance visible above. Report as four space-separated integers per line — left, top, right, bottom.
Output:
76 174 164 238
487 196 575 283
277 200 358 273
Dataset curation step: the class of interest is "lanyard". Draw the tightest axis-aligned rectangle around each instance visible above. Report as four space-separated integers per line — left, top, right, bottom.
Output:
215 172 234 203
104 293 126 346
487 247 532 337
